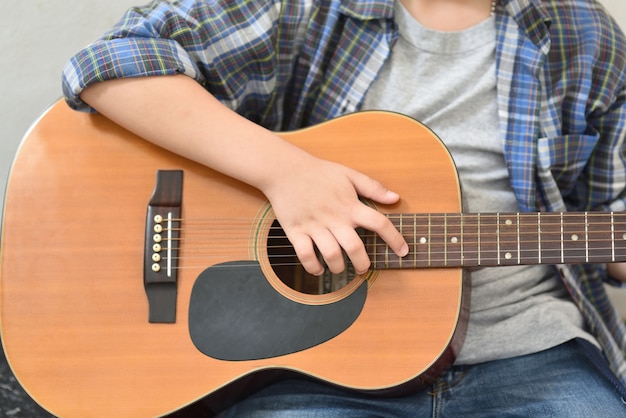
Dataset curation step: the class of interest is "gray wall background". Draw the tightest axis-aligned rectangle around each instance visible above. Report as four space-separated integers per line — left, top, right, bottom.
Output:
2 1 626 308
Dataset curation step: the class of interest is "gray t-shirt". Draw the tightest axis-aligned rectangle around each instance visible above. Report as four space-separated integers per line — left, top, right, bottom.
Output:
362 1 598 364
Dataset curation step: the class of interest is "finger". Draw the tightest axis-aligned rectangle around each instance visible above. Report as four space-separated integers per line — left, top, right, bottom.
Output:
287 232 326 276
356 206 409 257
347 169 400 205
310 228 346 275
332 226 371 274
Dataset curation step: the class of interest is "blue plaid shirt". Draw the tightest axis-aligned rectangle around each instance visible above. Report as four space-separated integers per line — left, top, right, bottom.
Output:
63 0 626 386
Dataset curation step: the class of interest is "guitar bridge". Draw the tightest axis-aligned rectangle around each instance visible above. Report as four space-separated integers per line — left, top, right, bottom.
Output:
144 170 183 323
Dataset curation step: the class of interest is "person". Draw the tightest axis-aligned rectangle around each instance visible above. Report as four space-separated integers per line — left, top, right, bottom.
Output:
62 0 626 415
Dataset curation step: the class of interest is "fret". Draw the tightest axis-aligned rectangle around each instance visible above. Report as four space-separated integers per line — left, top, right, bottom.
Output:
478 214 499 265
445 214 463 267
444 214 448 266
460 214 465 266
428 214 447 267
613 213 626 262
413 213 417 268
561 213 587 263
395 215 401 268
537 213 542 264
611 212 616 262
414 214 430 268
539 213 562 264
516 213 521 264
460 213 478 266
373 227 378 267
415 215 430 268
517 213 539 264
478 213 482 266
385 234 390 268
498 213 519 266
386 215 396 266
585 212 589 263
560 212 564 264
380 215 404 268
373 215 401 268
587 212 618 264
496 213 501 265
428 214 432 267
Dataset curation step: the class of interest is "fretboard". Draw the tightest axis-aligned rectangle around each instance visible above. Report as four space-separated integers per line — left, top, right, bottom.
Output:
365 212 626 269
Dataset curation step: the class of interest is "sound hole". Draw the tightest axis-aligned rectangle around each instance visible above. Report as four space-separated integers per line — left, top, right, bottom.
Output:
267 220 357 295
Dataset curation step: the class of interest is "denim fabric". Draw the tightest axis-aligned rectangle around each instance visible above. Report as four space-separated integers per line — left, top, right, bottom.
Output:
217 340 625 417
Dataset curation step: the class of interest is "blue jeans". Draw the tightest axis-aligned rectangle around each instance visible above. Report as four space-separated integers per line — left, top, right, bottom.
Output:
217 340 626 417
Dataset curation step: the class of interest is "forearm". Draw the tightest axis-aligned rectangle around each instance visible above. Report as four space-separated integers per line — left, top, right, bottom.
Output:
79 74 312 194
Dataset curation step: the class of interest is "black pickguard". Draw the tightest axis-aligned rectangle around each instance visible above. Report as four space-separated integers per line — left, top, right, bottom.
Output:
188 261 367 360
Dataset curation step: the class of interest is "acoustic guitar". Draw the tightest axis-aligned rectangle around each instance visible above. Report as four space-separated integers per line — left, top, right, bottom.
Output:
1 100 624 417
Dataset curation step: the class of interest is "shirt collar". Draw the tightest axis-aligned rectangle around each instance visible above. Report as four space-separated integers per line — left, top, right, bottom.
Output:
501 0 552 53
338 0 395 20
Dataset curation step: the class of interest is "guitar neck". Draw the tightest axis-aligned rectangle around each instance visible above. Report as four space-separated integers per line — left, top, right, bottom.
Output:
366 212 626 269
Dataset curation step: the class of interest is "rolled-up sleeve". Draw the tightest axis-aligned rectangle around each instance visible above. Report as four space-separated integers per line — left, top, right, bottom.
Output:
62 3 210 112
62 0 288 116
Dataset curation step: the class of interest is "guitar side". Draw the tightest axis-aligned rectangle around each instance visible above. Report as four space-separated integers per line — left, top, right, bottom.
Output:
0 100 468 417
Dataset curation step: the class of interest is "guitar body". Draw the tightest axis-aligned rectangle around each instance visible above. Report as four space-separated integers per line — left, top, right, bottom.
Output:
0 100 468 417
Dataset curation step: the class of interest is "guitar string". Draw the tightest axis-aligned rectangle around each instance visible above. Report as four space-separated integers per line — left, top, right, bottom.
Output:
159 247 626 271
168 216 626 242
152 214 626 269
164 215 626 249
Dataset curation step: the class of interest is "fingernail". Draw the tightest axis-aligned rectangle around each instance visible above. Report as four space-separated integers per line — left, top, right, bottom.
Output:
399 243 409 257
386 190 400 199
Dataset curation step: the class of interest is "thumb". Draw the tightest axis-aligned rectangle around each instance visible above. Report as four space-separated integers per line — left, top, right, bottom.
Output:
348 169 400 204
